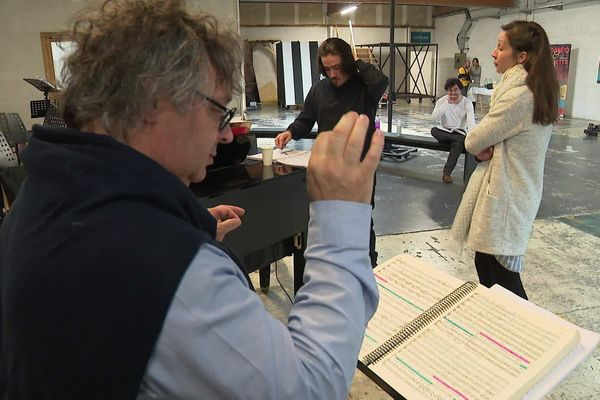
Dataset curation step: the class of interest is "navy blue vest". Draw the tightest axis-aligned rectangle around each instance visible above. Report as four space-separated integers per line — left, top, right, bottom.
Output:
0 126 250 399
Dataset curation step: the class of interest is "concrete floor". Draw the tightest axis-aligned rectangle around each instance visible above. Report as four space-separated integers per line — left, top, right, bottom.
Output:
246 102 600 399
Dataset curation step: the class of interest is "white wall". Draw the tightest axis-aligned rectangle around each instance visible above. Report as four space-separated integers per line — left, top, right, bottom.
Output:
534 4 600 120
432 14 465 99
0 0 87 129
0 0 239 129
241 26 327 42
434 3 600 120
241 26 410 49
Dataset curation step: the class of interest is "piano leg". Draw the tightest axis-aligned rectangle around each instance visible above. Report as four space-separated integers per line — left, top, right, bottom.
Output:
258 265 271 291
293 232 307 295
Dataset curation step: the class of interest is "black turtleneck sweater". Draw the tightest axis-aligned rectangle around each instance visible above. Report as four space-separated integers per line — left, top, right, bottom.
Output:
286 60 389 146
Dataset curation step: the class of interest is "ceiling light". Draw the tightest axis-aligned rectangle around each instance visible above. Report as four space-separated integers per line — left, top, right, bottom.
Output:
340 5 358 15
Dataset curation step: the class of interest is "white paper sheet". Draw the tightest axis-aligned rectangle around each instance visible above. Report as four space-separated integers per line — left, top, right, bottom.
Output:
489 285 600 400
247 149 310 168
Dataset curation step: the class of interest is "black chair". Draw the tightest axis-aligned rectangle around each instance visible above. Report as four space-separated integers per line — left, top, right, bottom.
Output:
0 113 29 147
1 128 27 224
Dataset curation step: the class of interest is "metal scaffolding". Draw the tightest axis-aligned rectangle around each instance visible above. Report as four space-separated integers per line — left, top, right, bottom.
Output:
357 42 438 104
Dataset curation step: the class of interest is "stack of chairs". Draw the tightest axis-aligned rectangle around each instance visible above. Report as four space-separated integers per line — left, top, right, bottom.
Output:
42 106 68 128
0 113 29 221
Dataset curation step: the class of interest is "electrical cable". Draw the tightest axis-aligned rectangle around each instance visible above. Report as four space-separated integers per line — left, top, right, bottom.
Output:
274 260 293 305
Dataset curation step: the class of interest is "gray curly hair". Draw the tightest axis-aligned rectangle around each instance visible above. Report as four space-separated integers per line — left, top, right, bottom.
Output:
61 0 242 140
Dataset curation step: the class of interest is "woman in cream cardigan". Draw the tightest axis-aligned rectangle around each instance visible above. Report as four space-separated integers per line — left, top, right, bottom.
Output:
451 21 559 299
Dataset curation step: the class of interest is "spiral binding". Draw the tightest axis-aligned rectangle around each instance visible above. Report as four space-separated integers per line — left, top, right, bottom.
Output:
362 281 478 366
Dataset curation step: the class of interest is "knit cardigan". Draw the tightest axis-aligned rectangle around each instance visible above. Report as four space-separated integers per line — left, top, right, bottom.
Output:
450 64 552 256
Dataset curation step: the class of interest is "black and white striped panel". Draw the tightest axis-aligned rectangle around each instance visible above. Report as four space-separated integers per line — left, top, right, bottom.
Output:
276 41 319 107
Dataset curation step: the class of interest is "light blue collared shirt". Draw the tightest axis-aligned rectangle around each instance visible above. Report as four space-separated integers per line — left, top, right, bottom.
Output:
138 200 378 400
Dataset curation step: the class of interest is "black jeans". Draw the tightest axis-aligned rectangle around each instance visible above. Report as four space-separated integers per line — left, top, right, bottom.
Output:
475 252 528 300
430 127 465 176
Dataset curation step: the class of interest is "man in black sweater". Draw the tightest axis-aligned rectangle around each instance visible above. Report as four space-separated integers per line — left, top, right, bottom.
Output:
275 38 389 267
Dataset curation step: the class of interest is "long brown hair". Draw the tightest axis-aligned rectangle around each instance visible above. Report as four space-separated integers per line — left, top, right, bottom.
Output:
502 21 559 125
317 38 357 77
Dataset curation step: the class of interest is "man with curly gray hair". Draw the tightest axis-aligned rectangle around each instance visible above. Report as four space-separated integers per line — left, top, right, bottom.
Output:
0 1 384 399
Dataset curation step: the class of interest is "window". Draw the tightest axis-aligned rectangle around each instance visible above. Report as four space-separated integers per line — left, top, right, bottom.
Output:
40 32 75 89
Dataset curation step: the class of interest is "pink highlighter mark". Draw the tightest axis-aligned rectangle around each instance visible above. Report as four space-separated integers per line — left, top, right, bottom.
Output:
433 376 469 400
480 331 530 364
374 273 388 283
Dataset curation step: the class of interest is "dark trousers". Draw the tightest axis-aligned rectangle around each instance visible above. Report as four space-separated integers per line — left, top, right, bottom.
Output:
430 127 465 176
369 174 378 268
475 252 528 300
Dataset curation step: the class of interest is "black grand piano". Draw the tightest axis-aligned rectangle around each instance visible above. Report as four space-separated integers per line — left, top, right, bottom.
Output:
190 161 309 293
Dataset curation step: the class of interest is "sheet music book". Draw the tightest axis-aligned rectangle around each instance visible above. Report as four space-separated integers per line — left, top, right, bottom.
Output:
436 126 467 135
359 255 599 400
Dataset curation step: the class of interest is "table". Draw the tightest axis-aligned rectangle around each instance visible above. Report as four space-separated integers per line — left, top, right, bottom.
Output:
467 86 494 113
251 128 477 183
191 162 309 293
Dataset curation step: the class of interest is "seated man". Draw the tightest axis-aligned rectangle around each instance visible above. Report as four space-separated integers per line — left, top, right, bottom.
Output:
0 1 384 398
431 78 476 183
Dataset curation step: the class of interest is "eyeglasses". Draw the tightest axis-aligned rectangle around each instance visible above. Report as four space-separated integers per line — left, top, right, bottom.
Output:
196 91 236 130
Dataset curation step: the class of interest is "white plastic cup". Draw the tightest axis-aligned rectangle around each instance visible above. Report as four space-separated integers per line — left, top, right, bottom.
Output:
260 145 274 166
262 165 274 180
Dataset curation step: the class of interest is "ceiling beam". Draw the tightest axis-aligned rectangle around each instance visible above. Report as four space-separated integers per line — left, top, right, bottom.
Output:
240 0 517 7
433 6 465 17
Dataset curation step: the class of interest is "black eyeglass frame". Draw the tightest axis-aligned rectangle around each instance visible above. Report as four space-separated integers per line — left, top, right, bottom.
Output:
196 91 236 130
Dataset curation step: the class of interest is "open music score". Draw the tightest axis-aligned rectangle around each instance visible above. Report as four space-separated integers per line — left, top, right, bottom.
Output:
359 255 599 400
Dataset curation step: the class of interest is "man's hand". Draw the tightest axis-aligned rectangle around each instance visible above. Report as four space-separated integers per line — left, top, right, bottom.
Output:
448 93 461 104
307 112 384 204
476 146 494 161
208 205 245 241
274 131 292 149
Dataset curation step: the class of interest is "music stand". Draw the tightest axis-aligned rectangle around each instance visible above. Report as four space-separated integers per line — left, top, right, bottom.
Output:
23 78 58 118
